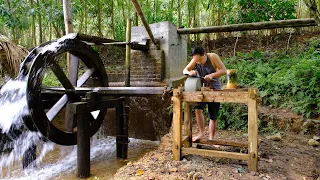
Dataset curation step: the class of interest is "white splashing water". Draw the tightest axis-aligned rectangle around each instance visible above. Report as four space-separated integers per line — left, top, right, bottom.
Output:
0 80 29 133
0 79 52 176
1 136 159 180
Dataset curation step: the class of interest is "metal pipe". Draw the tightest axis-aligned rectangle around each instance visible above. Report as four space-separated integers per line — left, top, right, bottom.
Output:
131 0 156 44
125 19 132 87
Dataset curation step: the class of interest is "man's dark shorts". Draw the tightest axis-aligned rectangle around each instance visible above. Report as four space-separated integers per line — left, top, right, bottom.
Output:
194 102 220 120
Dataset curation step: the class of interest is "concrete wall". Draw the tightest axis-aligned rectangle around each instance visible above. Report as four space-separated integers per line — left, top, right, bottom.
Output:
131 21 188 81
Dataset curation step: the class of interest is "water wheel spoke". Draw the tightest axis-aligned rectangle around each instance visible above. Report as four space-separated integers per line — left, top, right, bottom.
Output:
77 68 95 87
51 62 75 90
46 94 68 121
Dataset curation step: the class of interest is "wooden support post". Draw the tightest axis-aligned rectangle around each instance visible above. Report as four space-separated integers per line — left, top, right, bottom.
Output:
172 88 182 160
125 19 132 87
116 97 129 159
248 88 259 172
183 102 192 148
73 102 90 178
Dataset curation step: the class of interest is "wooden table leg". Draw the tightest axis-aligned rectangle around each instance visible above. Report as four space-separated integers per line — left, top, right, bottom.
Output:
183 102 192 148
248 88 259 172
172 89 182 160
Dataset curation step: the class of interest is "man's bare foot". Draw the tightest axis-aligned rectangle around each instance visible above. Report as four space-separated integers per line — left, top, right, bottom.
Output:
192 134 205 142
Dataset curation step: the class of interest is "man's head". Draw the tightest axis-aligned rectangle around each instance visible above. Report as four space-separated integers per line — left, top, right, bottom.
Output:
192 47 206 64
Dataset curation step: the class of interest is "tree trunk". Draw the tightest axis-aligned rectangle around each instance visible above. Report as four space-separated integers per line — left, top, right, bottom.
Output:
153 0 156 22
37 0 43 44
97 0 103 37
178 0 182 27
111 0 116 39
63 0 78 85
304 0 320 24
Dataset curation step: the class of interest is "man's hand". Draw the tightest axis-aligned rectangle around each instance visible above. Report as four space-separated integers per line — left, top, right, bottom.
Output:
204 74 213 82
189 70 197 76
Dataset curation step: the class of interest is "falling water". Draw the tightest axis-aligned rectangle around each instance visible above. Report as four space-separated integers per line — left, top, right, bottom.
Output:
0 79 48 176
0 79 159 179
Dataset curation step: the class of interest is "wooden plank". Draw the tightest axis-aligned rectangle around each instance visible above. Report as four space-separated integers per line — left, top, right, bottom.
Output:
248 88 259 172
182 91 248 103
172 89 183 160
183 103 192 148
182 147 249 161
198 139 248 148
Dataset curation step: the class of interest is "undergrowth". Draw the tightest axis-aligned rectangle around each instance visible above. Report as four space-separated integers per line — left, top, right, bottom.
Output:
215 37 320 132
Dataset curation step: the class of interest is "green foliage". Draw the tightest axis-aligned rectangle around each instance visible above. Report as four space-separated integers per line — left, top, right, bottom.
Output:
224 38 320 120
218 103 248 131
237 0 297 23
212 38 320 131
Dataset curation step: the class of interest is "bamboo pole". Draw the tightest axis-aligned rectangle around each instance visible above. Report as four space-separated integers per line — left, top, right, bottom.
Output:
125 19 132 87
177 18 318 34
131 0 156 44
63 0 78 85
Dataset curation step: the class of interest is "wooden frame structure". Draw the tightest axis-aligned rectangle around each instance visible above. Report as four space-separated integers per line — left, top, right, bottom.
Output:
172 87 259 172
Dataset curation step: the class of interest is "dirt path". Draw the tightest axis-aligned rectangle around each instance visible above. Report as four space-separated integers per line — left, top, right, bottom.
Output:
112 127 319 180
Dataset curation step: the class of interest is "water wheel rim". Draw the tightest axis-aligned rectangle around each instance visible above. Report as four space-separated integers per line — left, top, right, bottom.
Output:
24 36 108 145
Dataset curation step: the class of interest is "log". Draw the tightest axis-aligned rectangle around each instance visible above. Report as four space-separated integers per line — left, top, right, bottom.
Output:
77 33 116 44
177 18 318 34
131 0 156 44
76 33 149 51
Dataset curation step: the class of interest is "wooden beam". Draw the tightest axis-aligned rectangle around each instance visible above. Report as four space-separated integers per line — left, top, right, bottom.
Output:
131 0 156 44
182 91 248 103
198 139 248 148
182 147 249 161
177 18 318 34
76 33 117 44
183 103 192 148
248 88 259 172
172 89 183 160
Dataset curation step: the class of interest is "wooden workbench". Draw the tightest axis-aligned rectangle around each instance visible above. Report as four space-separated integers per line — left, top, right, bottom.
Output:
172 87 259 172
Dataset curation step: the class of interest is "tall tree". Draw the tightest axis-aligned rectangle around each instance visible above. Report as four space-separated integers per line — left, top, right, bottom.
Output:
304 0 320 23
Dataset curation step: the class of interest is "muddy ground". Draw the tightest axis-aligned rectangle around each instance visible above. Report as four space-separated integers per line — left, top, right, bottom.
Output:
112 125 319 180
